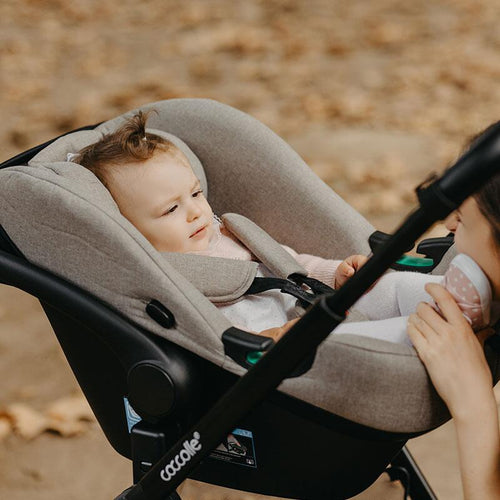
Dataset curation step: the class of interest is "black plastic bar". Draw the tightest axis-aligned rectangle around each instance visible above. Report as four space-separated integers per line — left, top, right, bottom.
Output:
0 250 169 368
116 296 345 499
326 209 433 317
118 210 433 500
116 127 500 499
325 120 500 317
117 216 439 500
391 447 438 500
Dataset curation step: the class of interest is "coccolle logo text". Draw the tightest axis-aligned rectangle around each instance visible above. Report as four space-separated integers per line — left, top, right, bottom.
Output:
160 432 202 482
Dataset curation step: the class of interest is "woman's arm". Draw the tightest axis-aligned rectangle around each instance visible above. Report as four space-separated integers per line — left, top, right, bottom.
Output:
408 283 500 500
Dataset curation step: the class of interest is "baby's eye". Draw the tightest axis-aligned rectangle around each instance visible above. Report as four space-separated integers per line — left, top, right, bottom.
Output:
164 205 178 215
192 189 203 198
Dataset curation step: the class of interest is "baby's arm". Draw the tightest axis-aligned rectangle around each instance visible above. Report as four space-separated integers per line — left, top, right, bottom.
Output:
282 246 366 289
281 245 340 289
258 318 300 342
283 246 443 320
221 319 299 343
335 254 368 288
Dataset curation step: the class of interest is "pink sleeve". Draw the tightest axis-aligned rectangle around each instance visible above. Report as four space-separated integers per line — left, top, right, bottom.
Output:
282 245 341 289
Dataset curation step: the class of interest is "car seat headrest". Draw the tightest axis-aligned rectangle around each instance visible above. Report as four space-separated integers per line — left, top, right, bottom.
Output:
28 125 208 195
29 130 102 166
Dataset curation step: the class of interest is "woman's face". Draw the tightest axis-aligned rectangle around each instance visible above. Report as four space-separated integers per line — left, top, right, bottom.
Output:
450 197 500 298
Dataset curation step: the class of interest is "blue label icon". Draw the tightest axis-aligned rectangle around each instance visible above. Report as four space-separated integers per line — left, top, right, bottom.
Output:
123 397 142 432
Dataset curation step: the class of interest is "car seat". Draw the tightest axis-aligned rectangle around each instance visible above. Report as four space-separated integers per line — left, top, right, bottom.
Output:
1 99 499 500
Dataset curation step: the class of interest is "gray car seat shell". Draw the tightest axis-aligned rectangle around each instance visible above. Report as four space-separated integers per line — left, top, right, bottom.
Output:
2 99 500 500
1 99 498 437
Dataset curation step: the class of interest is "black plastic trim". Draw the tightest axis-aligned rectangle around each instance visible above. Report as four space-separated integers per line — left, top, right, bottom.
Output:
146 300 175 329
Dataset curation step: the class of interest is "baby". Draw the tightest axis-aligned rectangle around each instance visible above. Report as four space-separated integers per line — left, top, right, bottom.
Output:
75 111 497 343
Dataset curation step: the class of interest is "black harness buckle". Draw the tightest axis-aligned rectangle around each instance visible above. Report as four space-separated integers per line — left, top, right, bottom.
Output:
245 274 335 309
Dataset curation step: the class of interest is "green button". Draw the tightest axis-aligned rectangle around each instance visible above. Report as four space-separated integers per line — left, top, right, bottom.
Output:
396 255 434 267
246 351 264 365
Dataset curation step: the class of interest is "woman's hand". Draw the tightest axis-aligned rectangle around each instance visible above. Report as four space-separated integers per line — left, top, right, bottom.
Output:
409 282 500 499
407 282 494 420
335 254 368 288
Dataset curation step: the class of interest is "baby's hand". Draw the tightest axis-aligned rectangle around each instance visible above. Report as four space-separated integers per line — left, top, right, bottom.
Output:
259 318 300 342
335 254 368 288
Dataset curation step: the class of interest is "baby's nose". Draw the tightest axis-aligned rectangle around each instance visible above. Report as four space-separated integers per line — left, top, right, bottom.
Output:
187 201 202 220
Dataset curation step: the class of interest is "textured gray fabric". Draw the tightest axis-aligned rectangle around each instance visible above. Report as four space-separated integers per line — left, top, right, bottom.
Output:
162 212 309 302
163 253 258 303
29 130 103 165
222 213 307 278
1 98 488 434
279 334 449 432
0 163 229 365
432 245 457 275
98 100 375 259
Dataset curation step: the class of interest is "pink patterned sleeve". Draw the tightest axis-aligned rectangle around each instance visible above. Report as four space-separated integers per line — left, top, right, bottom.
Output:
281 245 341 289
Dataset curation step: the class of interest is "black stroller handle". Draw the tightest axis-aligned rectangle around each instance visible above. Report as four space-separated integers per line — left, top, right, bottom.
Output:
117 127 500 500
326 122 500 317
439 121 500 205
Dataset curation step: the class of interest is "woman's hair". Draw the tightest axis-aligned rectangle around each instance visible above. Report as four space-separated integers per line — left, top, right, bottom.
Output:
476 175 500 248
75 110 179 187
466 122 500 247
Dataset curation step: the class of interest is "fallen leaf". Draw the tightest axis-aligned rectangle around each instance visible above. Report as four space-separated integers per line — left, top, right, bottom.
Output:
46 395 94 422
0 417 11 441
5 403 48 440
47 418 87 437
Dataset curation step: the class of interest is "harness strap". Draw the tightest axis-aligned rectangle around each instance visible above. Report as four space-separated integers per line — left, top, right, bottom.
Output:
245 276 335 308
289 273 336 295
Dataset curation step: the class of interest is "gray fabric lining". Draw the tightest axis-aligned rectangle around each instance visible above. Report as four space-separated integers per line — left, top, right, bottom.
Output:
222 213 308 278
163 253 259 303
29 130 104 165
162 212 310 303
0 98 484 434
431 245 457 275
0 165 229 364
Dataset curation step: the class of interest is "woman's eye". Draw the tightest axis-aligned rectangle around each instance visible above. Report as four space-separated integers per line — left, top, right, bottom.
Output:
192 189 203 198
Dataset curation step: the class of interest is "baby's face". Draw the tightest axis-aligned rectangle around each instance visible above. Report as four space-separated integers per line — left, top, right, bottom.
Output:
108 150 214 253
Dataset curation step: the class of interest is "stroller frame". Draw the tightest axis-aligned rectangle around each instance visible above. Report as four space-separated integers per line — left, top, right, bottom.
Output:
2 107 498 499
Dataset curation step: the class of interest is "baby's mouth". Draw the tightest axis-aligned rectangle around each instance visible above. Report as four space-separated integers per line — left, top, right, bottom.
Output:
190 225 207 238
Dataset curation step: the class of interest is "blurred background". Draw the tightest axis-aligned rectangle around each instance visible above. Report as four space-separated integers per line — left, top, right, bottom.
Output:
1 0 499 498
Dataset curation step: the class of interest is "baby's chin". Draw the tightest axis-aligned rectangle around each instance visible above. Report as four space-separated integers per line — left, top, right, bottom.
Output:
155 242 210 253
190 239 211 252
153 226 214 253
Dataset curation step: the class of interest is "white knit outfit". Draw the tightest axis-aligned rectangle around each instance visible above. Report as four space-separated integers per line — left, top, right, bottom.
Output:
190 220 339 333
191 220 490 344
